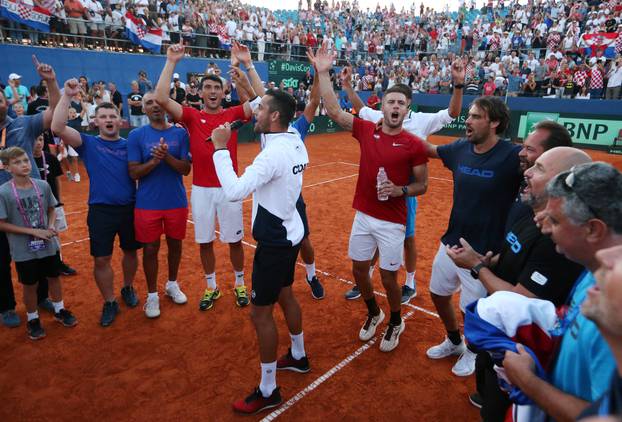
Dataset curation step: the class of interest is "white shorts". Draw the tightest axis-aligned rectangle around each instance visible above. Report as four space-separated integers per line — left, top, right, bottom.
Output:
429 242 488 312
191 185 244 244
348 211 405 271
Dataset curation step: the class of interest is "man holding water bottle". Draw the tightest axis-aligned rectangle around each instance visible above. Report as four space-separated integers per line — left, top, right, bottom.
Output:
308 45 429 352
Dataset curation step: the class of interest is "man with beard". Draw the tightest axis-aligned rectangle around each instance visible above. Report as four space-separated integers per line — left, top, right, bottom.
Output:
309 46 429 352
503 162 621 421
127 92 191 318
422 96 522 377
447 144 590 421
52 79 142 327
210 90 310 415
155 41 261 312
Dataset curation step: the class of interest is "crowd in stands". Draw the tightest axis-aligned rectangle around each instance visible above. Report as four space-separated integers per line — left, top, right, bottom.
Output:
2 0 622 99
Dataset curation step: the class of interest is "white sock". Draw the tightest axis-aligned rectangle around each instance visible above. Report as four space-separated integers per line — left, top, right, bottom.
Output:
259 362 277 397
166 280 178 288
368 265 375 278
405 271 416 289
52 300 64 313
205 273 217 290
147 292 158 301
234 270 244 287
27 311 39 321
305 262 316 280
290 332 306 360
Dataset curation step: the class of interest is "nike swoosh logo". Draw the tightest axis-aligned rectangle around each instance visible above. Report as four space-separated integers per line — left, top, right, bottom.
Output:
392 143 404 147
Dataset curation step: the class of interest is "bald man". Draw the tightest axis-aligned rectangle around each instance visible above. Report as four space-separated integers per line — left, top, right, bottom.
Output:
447 146 592 420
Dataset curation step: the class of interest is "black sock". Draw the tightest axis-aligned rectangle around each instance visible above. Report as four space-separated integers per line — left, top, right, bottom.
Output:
390 311 401 326
364 297 380 316
447 330 462 345
466 342 477 353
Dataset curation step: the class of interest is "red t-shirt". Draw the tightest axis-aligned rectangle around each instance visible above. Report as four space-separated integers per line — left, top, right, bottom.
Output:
351 118 428 225
179 105 246 187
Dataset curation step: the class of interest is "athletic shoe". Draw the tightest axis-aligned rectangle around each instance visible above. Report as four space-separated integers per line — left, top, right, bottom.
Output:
73 173 81 182
54 309 78 327
233 285 249 307
468 392 483 409
27 318 46 340
452 348 477 377
199 288 221 311
359 309 385 341
345 285 361 300
306 276 324 300
100 301 120 327
426 336 466 359
38 298 55 314
232 386 282 415
59 262 77 276
1 310 20 328
121 285 139 308
379 319 406 352
165 283 187 304
401 285 417 304
143 295 160 318
277 348 310 373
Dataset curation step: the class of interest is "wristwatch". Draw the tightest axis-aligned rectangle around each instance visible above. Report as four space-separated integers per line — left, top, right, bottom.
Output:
470 262 486 279
401 186 408 196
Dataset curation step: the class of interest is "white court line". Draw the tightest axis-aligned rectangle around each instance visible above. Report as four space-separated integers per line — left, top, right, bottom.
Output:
338 161 453 183
61 237 90 247
64 209 88 216
261 310 417 422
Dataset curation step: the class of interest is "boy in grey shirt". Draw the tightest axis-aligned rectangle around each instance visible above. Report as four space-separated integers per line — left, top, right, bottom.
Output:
0 147 77 340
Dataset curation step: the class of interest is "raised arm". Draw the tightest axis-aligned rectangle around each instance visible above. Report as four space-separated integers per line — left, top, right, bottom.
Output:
339 66 365 111
302 69 321 123
155 42 184 122
232 41 265 98
31 56 61 130
51 79 83 149
229 66 256 110
449 58 465 119
307 45 353 131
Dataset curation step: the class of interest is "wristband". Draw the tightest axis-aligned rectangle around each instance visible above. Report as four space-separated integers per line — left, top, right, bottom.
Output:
249 95 262 112
246 64 255 71
454 83 465 89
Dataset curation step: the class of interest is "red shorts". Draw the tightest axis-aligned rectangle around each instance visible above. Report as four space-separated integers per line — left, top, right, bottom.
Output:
134 208 188 243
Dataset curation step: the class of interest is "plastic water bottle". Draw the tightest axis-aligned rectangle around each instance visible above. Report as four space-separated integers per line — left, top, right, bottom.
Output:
377 167 389 201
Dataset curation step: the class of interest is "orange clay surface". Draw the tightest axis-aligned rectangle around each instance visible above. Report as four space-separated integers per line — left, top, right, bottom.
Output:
1 133 621 422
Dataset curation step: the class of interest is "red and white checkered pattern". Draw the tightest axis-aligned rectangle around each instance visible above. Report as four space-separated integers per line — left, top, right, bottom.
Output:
17 3 32 20
590 66 603 89
546 32 561 49
616 32 622 55
573 70 589 87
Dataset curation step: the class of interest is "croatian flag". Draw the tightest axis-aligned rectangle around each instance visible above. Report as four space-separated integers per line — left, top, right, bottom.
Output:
465 291 561 421
125 11 162 54
0 0 50 32
580 32 618 58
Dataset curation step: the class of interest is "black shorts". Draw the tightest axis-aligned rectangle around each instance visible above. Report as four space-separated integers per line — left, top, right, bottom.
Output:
87 204 142 257
251 243 301 306
296 195 310 239
15 252 62 285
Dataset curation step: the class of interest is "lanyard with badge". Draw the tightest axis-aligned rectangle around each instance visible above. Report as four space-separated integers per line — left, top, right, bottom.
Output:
10 179 48 252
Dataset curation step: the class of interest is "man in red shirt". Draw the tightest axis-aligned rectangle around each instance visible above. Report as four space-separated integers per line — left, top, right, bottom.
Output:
309 45 428 352
155 41 261 311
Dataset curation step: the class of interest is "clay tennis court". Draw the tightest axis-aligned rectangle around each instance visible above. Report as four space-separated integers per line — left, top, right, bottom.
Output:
1 133 621 421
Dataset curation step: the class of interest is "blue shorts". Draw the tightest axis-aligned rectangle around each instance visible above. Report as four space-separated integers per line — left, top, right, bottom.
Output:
405 196 418 238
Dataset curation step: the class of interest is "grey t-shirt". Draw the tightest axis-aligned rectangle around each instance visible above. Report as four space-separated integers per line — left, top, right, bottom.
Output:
0 113 45 184
0 178 58 262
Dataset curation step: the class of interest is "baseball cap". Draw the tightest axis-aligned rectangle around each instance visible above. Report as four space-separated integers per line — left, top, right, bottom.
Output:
8 73 21 80
173 73 180 79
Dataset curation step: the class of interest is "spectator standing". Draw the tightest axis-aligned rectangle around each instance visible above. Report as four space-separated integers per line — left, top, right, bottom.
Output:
128 81 147 128
605 57 622 100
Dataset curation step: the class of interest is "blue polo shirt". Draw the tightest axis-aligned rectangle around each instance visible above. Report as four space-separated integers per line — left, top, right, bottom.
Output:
438 138 521 254
127 125 190 210
75 134 135 205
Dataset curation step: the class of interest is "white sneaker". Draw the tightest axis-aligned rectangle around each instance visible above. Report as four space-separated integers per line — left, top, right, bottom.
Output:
165 282 187 304
452 348 477 376
426 336 466 359
143 295 160 318
379 320 405 352
73 173 81 182
359 309 385 341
